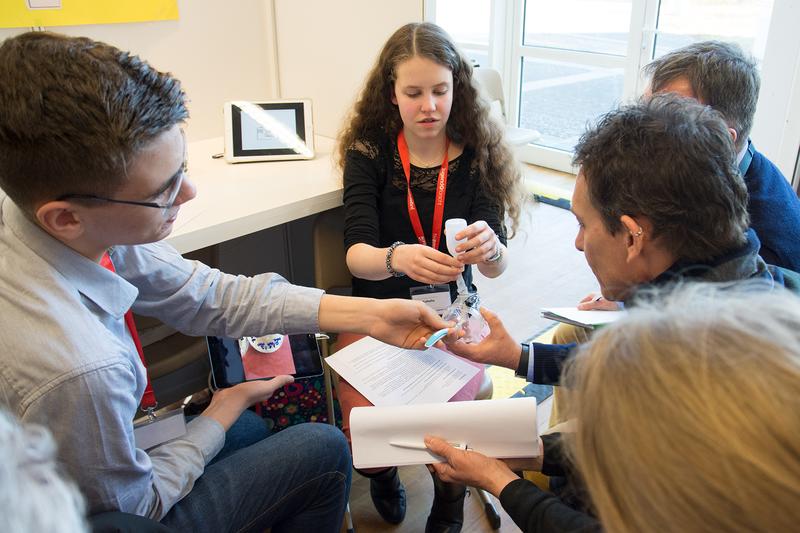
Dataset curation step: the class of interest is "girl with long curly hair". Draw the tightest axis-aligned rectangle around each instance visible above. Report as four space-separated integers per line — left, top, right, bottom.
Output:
335 22 523 533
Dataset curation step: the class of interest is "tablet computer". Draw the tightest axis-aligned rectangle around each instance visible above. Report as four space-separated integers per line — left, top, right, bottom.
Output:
223 99 315 163
206 333 324 388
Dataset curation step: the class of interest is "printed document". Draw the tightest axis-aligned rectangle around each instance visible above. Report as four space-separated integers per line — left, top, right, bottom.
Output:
325 336 479 406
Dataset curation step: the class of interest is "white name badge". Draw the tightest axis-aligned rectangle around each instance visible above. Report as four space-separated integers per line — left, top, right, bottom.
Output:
133 407 187 451
410 284 453 315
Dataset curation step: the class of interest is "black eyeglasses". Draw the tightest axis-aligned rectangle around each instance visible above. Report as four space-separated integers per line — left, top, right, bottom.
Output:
57 172 184 211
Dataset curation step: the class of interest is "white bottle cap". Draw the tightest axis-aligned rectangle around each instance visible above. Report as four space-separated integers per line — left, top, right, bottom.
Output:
445 218 467 256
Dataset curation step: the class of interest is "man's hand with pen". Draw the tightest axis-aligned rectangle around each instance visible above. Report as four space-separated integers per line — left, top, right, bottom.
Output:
576 292 623 311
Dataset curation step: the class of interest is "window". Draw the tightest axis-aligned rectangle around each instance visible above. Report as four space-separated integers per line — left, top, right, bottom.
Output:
434 0 492 67
430 0 799 179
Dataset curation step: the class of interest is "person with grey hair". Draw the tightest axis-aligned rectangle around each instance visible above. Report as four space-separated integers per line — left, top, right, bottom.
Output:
426 282 800 532
430 95 797 528
642 40 800 272
0 409 170 533
0 409 87 533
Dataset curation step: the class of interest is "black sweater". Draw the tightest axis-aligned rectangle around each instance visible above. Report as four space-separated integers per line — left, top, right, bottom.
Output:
499 434 601 532
342 136 506 300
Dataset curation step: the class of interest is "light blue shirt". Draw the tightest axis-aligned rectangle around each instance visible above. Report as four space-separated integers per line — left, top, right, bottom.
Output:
0 192 324 519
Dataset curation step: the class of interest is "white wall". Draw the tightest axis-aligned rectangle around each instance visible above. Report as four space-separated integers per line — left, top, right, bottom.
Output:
0 0 275 142
751 0 800 182
273 0 423 138
0 0 424 143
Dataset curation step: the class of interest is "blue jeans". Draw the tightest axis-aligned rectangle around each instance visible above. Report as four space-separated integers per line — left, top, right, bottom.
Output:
160 411 352 533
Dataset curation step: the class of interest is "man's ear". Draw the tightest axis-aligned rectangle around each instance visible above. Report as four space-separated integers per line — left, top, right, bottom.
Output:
620 215 645 262
728 127 738 146
35 201 86 242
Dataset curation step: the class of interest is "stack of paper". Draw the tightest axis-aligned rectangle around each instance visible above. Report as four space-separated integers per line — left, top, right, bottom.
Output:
541 307 626 330
325 336 479 406
350 397 539 469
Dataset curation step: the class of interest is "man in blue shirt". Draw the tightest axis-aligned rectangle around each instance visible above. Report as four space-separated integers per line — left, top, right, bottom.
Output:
643 40 800 272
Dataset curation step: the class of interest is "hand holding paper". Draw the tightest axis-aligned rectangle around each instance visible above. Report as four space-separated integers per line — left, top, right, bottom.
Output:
577 293 622 311
426 436 521 497
350 397 539 469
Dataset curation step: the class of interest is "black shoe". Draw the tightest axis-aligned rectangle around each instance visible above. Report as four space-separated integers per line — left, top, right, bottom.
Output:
425 474 466 533
362 467 406 524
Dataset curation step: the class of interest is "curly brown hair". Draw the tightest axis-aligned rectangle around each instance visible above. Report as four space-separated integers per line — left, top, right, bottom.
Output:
336 22 523 235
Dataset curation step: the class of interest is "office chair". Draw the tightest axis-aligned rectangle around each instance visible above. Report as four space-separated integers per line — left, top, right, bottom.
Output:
473 67 542 147
311 206 502 530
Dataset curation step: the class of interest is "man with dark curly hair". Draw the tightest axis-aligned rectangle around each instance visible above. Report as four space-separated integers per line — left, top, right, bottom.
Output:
439 94 794 530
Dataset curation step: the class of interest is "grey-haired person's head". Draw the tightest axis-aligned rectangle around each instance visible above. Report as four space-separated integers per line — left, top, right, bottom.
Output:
644 40 759 151
562 282 800 533
0 410 87 532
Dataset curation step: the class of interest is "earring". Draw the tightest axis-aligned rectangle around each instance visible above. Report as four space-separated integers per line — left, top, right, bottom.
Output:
632 227 643 238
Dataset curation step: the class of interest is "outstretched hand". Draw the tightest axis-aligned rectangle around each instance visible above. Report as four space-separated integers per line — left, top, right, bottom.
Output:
576 292 622 311
369 298 451 350
442 307 521 370
425 435 519 497
392 243 464 284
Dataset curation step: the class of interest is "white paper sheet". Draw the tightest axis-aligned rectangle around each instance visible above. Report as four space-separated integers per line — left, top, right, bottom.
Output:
541 307 626 329
325 336 479 406
350 397 539 468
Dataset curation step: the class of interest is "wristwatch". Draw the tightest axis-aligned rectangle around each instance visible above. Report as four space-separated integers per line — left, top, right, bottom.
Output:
485 239 503 263
516 342 530 378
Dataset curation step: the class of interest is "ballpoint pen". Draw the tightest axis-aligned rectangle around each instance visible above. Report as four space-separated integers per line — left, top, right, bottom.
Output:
389 440 468 451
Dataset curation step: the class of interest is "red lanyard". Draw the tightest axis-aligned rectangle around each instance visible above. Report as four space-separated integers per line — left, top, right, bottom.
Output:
397 131 450 250
100 252 158 410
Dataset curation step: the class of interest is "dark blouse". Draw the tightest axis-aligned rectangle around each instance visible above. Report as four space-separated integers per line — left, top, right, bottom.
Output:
342 135 507 300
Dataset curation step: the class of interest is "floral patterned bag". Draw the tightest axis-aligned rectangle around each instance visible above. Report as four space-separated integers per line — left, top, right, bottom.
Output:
257 376 341 431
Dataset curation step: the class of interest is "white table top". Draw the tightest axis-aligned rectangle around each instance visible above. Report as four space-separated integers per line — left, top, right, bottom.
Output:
165 135 342 254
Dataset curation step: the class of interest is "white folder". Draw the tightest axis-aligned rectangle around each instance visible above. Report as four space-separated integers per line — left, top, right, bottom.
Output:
350 397 539 469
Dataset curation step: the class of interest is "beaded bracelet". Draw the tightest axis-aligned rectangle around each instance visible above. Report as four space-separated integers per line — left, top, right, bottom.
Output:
385 241 406 277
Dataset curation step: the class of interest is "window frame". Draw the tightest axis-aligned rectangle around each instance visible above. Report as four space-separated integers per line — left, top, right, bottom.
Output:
427 0 800 181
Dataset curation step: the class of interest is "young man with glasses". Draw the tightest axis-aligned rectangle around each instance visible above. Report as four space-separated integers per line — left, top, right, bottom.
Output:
0 32 448 532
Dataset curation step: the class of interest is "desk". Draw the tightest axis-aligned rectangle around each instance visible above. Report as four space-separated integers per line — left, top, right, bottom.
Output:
166 135 342 255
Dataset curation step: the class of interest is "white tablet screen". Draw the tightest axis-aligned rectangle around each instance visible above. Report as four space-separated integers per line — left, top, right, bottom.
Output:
240 108 298 151
229 101 312 159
